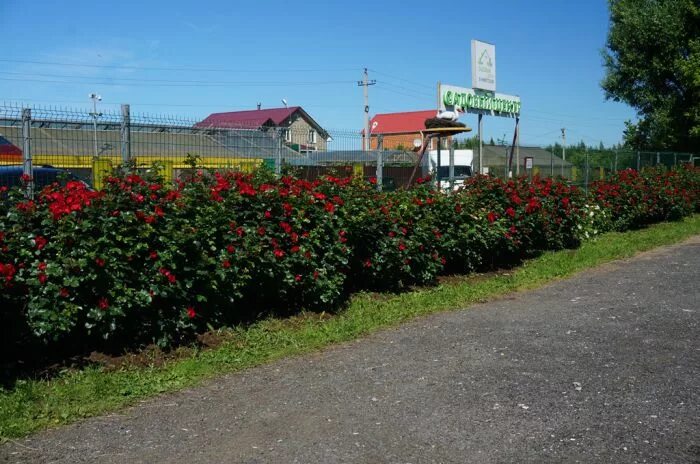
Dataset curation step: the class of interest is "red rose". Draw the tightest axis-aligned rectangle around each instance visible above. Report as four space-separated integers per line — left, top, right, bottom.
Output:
95 257 105 267
59 288 70 298
226 244 235 254
38 273 47 284
487 212 497 223
34 236 47 250
186 306 196 319
98 297 109 310
222 259 231 269
280 222 293 234
295 274 302 282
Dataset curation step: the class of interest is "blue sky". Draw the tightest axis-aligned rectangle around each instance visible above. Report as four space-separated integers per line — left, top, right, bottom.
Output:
0 0 635 148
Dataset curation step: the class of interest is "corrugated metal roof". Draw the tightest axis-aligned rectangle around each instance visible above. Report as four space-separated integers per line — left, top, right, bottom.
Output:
368 110 437 135
195 107 301 129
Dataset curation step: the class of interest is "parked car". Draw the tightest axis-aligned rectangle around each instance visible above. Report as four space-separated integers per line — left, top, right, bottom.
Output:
0 165 92 191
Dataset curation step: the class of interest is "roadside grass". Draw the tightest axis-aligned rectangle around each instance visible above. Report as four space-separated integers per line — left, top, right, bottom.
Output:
1 215 699 440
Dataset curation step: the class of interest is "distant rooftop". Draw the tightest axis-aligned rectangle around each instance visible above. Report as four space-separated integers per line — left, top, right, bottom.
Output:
195 107 301 129
368 110 437 135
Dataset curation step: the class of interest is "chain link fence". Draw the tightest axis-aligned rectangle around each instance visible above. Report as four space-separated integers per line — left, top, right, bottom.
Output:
0 103 432 194
1 102 697 196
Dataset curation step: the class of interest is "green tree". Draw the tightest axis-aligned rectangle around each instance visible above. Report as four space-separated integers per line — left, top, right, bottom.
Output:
602 0 700 151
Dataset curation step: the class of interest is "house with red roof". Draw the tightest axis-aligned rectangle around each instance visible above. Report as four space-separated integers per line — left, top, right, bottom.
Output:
365 109 442 151
196 106 329 152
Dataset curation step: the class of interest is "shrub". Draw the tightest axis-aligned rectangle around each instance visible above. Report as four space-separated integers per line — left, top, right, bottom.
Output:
590 165 699 230
0 164 697 358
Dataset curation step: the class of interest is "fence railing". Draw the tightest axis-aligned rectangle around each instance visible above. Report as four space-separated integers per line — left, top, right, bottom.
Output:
1 103 697 197
0 103 429 194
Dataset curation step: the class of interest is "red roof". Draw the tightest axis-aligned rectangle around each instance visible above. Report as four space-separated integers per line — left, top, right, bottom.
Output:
368 110 437 135
196 107 301 129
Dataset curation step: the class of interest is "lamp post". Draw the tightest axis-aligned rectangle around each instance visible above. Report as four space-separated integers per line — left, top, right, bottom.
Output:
89 93 102 158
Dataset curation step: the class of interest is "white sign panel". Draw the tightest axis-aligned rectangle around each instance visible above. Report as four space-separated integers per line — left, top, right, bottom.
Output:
439 84 521 118
471 40 496 92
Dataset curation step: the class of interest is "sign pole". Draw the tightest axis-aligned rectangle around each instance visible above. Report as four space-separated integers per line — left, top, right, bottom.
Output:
515 117 520 176
478 113 483 175
436 136 442 190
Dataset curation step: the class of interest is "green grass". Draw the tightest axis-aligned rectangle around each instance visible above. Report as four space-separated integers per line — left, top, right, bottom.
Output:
1 215 699 440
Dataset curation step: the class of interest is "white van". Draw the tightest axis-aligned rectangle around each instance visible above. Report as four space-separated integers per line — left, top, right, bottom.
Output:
428 149 473 190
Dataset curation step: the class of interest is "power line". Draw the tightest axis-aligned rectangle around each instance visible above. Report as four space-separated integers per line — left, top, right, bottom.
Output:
369 69 433 90
374 85 433 101
526 108 629 122
0 98 358 109
0 58 360 74
0 71 359 86
0 77 357 88
378 81 433 98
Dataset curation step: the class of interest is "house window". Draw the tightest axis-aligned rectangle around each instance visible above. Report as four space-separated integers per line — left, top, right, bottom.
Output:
308 130 316 144
284 129 292 143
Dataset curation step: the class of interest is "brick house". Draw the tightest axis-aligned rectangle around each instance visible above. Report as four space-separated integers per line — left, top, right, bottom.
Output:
196 106 329 152
364 110 445 151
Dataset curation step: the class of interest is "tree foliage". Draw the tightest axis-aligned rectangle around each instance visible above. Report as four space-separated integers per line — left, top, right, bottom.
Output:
602 0 700 151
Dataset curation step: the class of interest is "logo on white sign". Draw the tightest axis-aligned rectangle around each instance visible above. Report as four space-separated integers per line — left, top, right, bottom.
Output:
472 40 496 92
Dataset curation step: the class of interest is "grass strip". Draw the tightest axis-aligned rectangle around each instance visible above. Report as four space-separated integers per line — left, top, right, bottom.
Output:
1 215 699 439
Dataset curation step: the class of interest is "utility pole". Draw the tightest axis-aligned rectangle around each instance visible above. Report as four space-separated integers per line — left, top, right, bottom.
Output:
89 93 103 158
358 68 376 151
561 127 566 177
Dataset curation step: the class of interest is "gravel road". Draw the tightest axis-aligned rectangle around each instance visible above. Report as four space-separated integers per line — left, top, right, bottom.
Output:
2 237 699 463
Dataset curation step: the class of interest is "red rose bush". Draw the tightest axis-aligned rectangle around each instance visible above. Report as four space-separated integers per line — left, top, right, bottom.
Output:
0 164 697 358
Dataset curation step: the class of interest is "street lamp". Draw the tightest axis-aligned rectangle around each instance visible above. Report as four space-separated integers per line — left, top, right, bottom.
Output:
89 93 102 158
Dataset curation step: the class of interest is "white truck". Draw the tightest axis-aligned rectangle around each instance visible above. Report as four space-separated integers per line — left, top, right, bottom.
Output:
427 149 474 190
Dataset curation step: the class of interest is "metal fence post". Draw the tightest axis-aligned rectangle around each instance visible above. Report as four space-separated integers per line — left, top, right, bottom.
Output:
275 128 282 176
614 150 618 172
21 108 33 199
550 149 554 177
584 149 589 194
656 151 660 166
120 104 131 165
448 138 455 189
636 151 640 171
376 135 383 192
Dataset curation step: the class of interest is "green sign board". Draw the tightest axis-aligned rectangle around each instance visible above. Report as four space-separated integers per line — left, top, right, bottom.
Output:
439 84 521 118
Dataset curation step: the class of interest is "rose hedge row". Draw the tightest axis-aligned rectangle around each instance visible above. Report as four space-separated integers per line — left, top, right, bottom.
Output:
0 165 698 356
590 167 700 231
